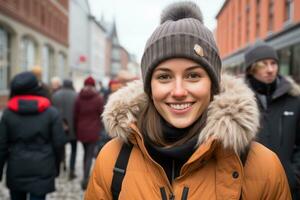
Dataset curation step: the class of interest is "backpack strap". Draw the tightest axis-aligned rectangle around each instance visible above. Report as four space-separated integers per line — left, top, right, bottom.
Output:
111 142 133 200
240 144 250 166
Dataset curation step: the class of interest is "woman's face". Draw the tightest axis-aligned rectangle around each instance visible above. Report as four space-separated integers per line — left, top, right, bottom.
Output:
151 58 211 128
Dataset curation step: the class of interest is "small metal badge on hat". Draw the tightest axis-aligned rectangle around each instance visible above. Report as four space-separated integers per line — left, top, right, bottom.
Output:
194 44 204 57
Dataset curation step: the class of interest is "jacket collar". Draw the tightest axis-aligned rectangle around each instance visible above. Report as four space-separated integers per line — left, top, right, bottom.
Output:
8 95 51 113
102 73 259 154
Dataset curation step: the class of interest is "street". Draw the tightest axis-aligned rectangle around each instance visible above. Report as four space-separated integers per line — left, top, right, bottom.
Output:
0 142 86 200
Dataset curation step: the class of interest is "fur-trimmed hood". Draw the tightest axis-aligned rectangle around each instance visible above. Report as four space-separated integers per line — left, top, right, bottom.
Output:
285 76 300 97
102 74 259 154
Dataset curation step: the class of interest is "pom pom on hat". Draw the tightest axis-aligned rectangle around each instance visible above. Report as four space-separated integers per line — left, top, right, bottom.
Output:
160 1 203 24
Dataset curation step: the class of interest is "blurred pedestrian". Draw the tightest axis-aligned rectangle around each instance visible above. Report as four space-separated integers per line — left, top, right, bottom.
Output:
244 40 300 199
98 81 109 104
31 66 51 99
74 76 104 190
0 71 67 200
85 2 291 199
52 79 78 180
50 76 62 95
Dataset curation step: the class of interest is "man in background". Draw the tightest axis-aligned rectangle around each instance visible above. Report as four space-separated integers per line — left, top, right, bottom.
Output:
244 40 300 199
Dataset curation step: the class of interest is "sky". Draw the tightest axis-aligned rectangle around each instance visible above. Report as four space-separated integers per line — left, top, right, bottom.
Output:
88 0 226 62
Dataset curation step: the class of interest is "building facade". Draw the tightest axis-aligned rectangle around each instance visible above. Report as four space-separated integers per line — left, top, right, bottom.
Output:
89 16 106 83
103 20 130 79
69 0 91 90
0 0 69 108
216 0 300 81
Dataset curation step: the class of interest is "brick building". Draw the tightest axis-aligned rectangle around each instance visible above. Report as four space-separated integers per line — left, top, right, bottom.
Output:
216 0 300 81
0 0 69 108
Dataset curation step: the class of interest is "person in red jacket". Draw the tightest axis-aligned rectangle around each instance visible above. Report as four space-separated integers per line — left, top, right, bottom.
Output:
74 76 104 190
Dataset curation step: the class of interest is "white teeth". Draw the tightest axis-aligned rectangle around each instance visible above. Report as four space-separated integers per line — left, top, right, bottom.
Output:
169 103 192 110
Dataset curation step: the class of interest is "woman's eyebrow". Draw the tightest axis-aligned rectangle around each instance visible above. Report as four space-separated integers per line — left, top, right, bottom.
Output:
154 68 171 72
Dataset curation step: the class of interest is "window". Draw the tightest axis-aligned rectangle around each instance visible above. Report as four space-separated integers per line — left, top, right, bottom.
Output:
57 52 66 79
21 36 37 71
268 0 274 31
111 62 121 76
256 0 261 37
284 0 293 22
292 43 300 82
42 45 54 83
278 47 292 76
112 48 120 61
0 27 9 90
246 0 250 42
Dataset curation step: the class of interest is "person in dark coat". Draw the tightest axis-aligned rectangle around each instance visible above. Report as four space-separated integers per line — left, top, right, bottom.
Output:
244 40 300 199
0 71 67 200
74 76 104 190
52 79 78 180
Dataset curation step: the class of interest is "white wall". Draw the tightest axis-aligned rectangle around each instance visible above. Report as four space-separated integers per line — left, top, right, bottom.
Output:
69 0 90 89
89 20 106 81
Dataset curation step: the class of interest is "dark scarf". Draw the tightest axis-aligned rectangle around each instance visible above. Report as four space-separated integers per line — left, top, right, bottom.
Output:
248 75 277 105
144 118 204 183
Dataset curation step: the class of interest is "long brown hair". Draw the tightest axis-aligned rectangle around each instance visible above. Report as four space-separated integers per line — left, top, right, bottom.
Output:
137 99 208 147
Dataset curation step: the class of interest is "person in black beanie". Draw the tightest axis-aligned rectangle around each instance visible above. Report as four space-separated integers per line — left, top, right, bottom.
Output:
85 2 291 199
244 40 300 199
0 71 67 200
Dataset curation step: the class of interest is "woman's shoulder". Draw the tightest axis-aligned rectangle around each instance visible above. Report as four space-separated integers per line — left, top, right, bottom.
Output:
98 138 124 160
91 138 133 189
94 139 124 174
247 142 286 178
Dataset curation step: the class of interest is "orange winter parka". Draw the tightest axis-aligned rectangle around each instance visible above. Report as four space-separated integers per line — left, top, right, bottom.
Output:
85 74 291 200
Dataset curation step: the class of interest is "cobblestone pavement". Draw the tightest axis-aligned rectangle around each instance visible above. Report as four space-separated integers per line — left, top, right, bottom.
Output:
0 142 88 200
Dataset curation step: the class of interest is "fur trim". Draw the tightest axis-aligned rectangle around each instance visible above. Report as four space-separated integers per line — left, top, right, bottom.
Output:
102 74 259 154
102 80 148 143
285 76 300 97
197 74 259 154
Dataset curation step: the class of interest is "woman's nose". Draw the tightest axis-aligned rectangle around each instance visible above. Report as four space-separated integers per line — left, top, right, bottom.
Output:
171 80 188 98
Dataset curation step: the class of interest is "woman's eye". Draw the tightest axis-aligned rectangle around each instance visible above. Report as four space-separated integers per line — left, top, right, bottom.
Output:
157 74 171 80
186 72 200 79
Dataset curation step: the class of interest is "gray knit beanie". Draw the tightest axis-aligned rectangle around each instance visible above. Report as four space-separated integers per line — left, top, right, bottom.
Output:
244 40 279 72
141 1 222 96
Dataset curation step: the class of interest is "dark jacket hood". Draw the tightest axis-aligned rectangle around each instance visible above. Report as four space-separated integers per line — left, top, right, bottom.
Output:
79 87 98 99
8 95 51 114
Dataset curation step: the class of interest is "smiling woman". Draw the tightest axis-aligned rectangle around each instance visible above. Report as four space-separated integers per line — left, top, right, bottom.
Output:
85 2 292 200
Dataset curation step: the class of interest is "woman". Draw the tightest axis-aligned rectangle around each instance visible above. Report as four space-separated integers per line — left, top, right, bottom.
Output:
85 2 291 199
74 76 104 190
0 72 66 200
